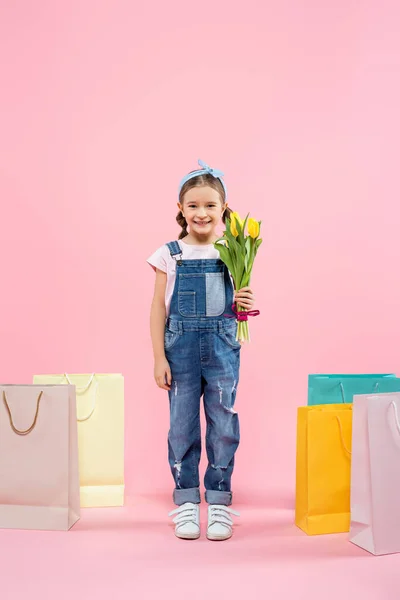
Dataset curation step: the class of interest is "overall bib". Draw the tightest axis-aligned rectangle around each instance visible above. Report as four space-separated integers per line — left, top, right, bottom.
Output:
164 241 241 506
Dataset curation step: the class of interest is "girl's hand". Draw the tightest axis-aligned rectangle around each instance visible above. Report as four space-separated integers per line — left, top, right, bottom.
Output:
154 357 172 391
234 287 255 310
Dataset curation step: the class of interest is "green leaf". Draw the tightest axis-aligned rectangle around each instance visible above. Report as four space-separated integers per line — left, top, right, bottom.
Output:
215 233 237 279
243 237 262 282
244 235 252 272
214 243 235 275
242 213 250 236
233 215 242 236
237 213 249 250
214 242 233 270
249 238 258 274
220 216 252 287
236 254 245 289
224 226 242 282
214 236 228 248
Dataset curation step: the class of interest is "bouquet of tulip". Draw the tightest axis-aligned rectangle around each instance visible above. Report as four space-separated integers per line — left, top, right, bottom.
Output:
214 212 262 342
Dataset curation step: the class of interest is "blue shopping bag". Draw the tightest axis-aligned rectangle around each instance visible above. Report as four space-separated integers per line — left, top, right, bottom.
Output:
307 374 400 405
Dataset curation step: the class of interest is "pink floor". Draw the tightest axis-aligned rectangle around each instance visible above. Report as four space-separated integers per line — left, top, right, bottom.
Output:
2 493 400 599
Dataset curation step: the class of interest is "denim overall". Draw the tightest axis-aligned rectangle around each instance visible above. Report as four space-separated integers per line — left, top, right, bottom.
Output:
164 241 241 507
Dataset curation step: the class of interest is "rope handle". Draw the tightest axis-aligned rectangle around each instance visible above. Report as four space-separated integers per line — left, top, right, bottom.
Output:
339 383 345 403
336 415 352 455
63 373 97 422
64 373 95 393
390 401 400 437
3 390 43 436
339 381 379 403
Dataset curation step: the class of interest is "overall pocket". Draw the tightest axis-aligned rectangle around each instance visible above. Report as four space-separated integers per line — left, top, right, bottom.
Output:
205 272 226 316
178 292 196 317
164 328 180 351
178 274 199 317
178 271 227 317
218 325 242 350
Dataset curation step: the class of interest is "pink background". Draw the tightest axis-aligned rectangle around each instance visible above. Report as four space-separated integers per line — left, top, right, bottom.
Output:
1 0 400 507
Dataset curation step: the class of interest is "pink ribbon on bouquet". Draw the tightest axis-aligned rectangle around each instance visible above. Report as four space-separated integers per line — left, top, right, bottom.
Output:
224 304 260 322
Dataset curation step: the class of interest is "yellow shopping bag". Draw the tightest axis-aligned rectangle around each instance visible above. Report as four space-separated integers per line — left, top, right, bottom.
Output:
295 403 352 535
33 374 124 508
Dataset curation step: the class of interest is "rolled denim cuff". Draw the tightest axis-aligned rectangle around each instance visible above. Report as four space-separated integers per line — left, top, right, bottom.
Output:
205 490 232 506
173 487 201 506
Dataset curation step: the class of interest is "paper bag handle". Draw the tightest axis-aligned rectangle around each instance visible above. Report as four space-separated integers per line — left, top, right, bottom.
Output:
339 381 379 403
63 373 97 422
64 373 95 393
336 416 351 455
389 401 400 436
2 391 43 436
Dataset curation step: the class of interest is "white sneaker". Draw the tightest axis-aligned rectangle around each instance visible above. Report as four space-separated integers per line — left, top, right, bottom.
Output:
207 504 240 541
168 502 200 539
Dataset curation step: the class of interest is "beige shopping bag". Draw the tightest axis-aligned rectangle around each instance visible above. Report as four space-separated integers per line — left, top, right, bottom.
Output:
0 384 80 531
33 374 124 508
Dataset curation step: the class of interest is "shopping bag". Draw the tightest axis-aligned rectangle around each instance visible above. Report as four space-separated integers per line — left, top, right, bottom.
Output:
0 384 80 531
308 374 400 405
350 392 400 555
33 374 124 508
295 403 352 534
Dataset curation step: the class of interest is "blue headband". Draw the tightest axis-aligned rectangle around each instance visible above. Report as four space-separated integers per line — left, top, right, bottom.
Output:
178 159 227 199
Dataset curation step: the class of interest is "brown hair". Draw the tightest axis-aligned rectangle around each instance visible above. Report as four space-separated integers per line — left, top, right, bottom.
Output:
177 172 233 240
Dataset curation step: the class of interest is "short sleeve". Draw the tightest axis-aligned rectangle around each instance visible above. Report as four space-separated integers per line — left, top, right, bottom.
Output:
147 244 168 273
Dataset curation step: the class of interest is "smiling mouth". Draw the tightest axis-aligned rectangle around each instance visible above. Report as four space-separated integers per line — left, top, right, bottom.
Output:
194 221 211 225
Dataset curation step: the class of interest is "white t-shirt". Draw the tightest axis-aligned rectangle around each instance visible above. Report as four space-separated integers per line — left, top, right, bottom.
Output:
147 239 221 317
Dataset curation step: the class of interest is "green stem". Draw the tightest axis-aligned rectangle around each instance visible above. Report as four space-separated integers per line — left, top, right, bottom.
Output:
236 303 249 343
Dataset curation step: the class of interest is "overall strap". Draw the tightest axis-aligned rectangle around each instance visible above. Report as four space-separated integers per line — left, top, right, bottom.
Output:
166 241 182 257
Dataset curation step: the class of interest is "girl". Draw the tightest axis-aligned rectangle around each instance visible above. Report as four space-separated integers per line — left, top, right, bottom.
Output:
147 159 255 541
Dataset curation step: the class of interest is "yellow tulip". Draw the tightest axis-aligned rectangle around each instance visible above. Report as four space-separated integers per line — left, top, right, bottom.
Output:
247 218 260 239
230 212 243 237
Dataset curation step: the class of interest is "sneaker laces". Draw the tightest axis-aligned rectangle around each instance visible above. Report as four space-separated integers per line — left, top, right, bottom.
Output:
208 505 240 530
168 503 198 527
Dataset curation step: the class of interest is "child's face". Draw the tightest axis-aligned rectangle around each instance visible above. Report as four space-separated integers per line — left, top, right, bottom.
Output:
178 186 227 236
